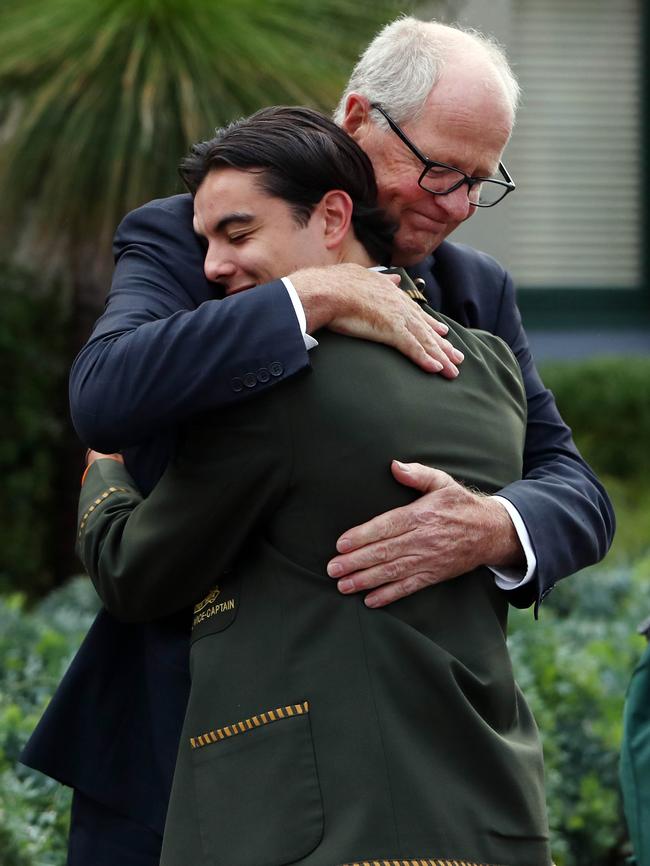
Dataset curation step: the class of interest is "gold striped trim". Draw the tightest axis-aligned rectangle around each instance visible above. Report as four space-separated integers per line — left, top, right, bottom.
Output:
78 487 130 537
338 857 557 865
190 701 309 750
338 860 508 866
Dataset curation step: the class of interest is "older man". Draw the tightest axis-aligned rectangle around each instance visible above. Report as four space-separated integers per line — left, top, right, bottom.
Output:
22 16 612 866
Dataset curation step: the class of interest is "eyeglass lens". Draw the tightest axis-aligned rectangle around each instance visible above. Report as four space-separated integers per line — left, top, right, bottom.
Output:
419 165 508 206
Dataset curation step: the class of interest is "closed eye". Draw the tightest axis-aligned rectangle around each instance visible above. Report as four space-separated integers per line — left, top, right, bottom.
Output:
228 232 251 245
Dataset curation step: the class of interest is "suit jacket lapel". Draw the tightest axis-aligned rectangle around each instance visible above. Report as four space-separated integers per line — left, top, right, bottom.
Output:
405 255 442 311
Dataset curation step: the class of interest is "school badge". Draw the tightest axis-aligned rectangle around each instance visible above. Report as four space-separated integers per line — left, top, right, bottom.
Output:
191 577 240 643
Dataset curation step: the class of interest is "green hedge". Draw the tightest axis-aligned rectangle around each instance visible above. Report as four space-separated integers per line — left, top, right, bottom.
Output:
2 562 649 865
0 263 69 596
540 357 650 481
510 553 650 865
0 578 99 865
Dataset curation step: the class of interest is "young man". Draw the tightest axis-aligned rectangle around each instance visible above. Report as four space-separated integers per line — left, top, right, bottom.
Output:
78 106 551 866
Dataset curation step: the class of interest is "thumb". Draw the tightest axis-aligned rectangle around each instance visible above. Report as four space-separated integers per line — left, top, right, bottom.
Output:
391 460 453 493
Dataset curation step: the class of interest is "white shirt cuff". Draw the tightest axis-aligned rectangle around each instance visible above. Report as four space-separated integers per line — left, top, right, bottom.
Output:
282 277 318 350
488 496 537 590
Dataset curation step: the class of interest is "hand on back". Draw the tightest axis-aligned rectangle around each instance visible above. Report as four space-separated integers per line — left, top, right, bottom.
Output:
290 263 463 378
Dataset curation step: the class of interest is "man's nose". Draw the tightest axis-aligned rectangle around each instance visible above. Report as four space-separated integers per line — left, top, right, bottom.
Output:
204 249 236 283
436 184 475 222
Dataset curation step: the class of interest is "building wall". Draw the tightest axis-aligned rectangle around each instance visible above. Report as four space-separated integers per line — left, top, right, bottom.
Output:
419 0 649 355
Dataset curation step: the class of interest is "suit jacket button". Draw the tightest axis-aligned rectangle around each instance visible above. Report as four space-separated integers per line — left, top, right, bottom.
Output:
243 372 257 389
269 361 284 377
257 367 270 383
231 377 243 392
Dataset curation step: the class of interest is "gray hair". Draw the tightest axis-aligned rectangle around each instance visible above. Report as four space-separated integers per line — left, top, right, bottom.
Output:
333 16 520 127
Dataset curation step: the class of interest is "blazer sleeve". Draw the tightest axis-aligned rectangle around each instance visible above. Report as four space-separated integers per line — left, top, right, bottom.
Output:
69 196 309 452
76 394 291 623
489 269 615 611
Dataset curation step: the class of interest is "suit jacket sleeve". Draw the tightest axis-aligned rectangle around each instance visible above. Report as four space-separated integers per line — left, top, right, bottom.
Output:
485 267 614 610
430 243 615 611
76 394 290 623
69 195 309 452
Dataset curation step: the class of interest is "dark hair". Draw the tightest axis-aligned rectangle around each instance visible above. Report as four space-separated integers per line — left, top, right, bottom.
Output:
179 106 395 265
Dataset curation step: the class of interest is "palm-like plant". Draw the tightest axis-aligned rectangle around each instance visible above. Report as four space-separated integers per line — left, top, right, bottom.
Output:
0 0 402 315
0 0 408 586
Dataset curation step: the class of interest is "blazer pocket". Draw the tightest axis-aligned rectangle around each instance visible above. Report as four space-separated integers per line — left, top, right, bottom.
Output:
191 701 323 866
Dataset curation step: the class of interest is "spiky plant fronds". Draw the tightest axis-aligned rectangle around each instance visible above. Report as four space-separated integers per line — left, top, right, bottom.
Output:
0 0 402 285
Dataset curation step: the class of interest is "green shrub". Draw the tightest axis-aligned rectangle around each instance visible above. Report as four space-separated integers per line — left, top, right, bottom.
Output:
2 563 650 865
541 356 650 565
540 357 650 481
0 262 70 596
509 552 650 866
0 577 99 865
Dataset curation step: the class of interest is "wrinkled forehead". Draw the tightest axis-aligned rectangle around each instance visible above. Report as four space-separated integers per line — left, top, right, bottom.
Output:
401 73 513 170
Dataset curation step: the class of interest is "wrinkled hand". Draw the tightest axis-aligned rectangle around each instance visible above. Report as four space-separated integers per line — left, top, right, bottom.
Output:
327 460 524 608
85 449 124 471
81 450 124 486
291 263 463 378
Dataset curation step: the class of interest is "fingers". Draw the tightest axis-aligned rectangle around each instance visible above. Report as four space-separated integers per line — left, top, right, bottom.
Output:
331 468 453 560
398 336 446 373
329 541 393 579
323 265 464 376
332 551 443 608
388 323 460 376
82 449 124 486
86 450 124 466
390 461 454 493
398 301 463 377
331 545 422 587
332 501 416 559
363 575 431 608
329 536 463 608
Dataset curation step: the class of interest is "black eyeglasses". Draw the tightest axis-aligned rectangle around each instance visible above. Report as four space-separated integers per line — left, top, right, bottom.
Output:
370 103 515 208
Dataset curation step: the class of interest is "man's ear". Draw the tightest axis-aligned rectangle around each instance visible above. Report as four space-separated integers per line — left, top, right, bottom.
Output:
319 190 353 250
340 93 371 139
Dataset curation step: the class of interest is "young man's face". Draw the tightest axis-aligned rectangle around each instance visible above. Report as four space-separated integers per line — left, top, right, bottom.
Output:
193 167 333 293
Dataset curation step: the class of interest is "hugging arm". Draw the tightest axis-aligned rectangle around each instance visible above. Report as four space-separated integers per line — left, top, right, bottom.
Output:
491 272 615 608
76 396 289 622
327 258 615 612
70 197 459 455
70 197 308 452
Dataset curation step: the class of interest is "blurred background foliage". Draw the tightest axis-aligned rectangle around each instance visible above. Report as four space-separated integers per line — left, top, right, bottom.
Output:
0 580 100 866
0 0 406 581
509 553 650 866
0 0 402 308
0 0 648 863
0 264 70 597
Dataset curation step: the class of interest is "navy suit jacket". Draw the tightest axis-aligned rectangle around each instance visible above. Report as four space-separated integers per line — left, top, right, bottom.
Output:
21 193 614 834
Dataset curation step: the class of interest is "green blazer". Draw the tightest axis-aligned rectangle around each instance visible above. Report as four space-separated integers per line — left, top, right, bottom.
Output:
77 283 551 866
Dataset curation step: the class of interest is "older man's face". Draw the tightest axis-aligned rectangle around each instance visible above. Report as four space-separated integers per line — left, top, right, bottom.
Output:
345 65 513 266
